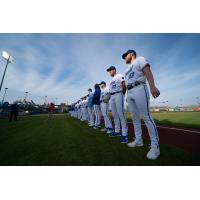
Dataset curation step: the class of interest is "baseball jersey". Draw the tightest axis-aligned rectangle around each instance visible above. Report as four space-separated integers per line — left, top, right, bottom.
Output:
109 73 125 93
125 56 149 86
82 99 88 108
100 87 110 101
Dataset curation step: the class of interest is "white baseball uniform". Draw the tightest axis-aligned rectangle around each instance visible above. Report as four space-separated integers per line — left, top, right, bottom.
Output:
82 99 88 121
125 56 159 148
100 86 113 130
109 73 128 136
87 92 95 126
93 104 101 127
77 102 81 119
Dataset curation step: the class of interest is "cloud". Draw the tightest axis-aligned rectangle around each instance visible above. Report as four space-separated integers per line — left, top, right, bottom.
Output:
0 33 200 106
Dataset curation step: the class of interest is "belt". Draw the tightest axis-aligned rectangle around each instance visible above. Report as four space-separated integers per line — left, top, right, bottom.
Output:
127 82 144 90
110 91 122 95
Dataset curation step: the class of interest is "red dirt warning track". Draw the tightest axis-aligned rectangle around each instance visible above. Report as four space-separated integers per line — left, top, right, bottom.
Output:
127 122 200 154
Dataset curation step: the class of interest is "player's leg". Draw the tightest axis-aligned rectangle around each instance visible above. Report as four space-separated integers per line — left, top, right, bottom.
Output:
100 103 107 131
115 93 128 136
127 92 143 147
81 108 83 120
110 96 120 134
96 105 101 126
135 85 160 159
93 105 97 127
88 107 92 126
93 105 100 128
104 102 113 132
90 106 95 126
83 107 87 121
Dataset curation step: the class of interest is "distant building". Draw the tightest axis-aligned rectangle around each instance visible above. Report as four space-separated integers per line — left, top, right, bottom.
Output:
174 106 181 111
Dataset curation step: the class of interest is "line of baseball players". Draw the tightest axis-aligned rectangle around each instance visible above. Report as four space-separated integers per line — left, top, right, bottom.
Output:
69 49 161 160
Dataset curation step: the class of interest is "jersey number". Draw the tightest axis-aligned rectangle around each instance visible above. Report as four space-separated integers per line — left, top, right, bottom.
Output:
129 72 134 79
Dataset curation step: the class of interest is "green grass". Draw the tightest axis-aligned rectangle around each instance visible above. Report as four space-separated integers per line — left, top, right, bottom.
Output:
0 115 200 166
126 111 200 129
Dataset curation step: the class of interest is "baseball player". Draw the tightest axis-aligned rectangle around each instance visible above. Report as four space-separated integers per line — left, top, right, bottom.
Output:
99 81 113 134
87 88 95 127
77 100 81 120
92 84 101 129
80 98 84 121
122 49 160 160
106 66 128 144
81 96 88 121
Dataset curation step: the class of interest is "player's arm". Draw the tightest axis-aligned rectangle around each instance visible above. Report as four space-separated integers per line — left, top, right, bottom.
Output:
122 81 126 95
143 65 160 98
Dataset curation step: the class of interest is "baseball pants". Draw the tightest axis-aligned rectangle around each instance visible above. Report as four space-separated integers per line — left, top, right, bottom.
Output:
127 84 159 148
110 92 128 136
83 107 89 121
100 102 113 129
88 106 94 126
93 104 101 127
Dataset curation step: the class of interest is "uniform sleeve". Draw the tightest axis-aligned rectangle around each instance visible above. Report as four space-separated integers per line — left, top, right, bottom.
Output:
117 74 125 83
138 57 149 70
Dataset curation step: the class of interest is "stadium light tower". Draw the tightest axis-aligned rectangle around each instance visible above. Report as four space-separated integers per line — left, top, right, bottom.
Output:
24 91 28 101
0 51 14 92
1 87 8 104
45 96 47 104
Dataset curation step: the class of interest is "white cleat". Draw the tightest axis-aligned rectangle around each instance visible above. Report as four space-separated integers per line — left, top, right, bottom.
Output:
100 128 107 132
146 147 160 160
127 140 143 148
106 130 112 134
89 124 94 127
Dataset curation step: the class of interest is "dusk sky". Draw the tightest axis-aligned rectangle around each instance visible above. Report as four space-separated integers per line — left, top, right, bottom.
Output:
0 33 199 106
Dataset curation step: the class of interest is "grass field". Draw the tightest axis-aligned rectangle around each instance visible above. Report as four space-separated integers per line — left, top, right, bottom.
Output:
126 111 200 129
0 114 200 166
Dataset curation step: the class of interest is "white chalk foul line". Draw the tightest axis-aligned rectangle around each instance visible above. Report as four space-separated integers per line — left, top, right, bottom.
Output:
127 122 200 135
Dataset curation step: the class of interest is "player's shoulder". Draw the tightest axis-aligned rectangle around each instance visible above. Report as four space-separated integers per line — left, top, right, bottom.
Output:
104 87 109 92
136 56 149 63
116 73 124 78
137 56 146 61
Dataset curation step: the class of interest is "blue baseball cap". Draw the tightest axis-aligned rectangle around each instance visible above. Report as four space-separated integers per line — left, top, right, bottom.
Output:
122 49 136 59
106 66 116 72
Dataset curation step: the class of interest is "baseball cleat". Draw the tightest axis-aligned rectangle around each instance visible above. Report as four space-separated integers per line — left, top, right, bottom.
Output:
106 128 113 134
93 125 101 129
146 147 160 160
127 140 144 148
100 128 107 132
121 136 128 144
109 132 121 137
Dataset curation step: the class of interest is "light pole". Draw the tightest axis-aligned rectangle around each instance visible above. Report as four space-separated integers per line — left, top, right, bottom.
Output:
0 51 14 92
45 96 47 105
2 87 8 104
24 91 28 101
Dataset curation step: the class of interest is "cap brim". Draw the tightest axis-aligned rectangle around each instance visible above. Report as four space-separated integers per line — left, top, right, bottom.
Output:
106 68 111 72
122 53 128 59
